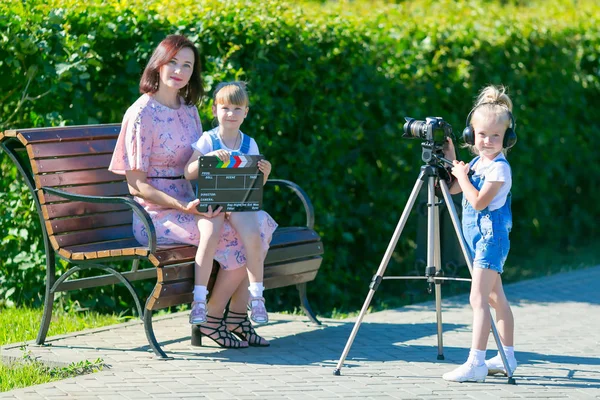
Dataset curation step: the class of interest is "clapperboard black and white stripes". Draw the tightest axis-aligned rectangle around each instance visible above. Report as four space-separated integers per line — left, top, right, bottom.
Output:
195 155 264 212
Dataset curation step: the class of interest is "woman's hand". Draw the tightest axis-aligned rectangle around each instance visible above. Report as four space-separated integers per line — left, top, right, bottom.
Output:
258 159 271 176
180 199 223 217
206 149 230 162
200 204 223 218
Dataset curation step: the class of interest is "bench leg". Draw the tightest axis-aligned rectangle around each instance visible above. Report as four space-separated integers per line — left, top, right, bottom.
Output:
296 282 321 325
143 306 172 360
191 325 202 346
36 252 56 345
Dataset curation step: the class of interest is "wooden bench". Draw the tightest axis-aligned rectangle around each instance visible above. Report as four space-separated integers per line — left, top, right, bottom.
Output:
0 124 324 358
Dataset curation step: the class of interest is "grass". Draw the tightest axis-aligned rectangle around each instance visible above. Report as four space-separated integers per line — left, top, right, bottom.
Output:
0 307 123 347
0 353 106 393
0 307 122 392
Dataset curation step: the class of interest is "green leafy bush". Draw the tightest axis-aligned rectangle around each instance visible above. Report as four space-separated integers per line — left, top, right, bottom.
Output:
1 0 598 314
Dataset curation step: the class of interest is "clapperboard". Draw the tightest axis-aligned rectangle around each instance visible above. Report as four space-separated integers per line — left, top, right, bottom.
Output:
196 155 264 212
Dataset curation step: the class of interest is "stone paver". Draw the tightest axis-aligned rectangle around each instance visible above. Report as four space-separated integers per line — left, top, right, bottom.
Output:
2 266 599 399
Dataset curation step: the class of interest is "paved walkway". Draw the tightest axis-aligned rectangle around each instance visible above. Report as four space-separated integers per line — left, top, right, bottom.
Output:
1 266 599 399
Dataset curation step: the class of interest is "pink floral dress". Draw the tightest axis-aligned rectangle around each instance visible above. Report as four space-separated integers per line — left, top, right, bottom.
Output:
109 94 277 270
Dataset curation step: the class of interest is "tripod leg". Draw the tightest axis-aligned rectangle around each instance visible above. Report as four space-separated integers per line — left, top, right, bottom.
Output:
438 180 516 384
334 174 425 376
424 176 445 359
431 183 444 360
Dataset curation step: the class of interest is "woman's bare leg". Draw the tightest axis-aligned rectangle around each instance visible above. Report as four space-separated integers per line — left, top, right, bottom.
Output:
226 273 269 346
206 267 247 318
228 274 250 314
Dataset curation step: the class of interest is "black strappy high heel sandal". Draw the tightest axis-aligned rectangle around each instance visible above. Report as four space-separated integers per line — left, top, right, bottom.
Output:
226 310 270 347
199 315 248 348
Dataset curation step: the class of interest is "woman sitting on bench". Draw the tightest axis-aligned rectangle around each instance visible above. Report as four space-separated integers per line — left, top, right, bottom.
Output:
109 34 273 348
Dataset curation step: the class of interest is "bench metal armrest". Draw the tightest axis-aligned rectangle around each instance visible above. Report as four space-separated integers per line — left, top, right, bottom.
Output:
265 179 315 229
39 186 157 253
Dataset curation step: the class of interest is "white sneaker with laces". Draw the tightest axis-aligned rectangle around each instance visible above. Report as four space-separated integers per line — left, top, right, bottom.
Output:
442 362 488 383
485 353 517 376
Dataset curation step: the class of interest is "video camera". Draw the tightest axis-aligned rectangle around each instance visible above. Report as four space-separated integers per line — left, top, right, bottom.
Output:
402 116 458 186
402 117 453 149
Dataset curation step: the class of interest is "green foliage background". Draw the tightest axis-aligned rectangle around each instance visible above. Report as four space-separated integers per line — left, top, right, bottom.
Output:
1 0 598 314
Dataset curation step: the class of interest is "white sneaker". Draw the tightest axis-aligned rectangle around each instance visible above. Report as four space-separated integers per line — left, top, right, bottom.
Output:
485 353 517 376
442 362 488 383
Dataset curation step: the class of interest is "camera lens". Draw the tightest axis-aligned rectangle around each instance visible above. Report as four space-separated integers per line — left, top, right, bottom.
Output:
403 118 427 140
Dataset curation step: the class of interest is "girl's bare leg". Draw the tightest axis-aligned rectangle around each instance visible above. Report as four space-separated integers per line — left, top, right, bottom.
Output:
227 212 264 283
488 275 514 346
485 275 517 374
226 212 268 323
194 215 225 286
470 268 500 350
189 214 225 325
442 267 500 382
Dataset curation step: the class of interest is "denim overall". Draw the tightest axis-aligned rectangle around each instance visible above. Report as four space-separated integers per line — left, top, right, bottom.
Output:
207 128 251 155
462 156 512 274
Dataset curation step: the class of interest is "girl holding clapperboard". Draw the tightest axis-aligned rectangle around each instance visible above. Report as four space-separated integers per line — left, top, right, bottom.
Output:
184 81 277 346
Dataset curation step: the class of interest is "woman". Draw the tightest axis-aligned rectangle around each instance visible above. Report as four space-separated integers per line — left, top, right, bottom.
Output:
109 35 269 348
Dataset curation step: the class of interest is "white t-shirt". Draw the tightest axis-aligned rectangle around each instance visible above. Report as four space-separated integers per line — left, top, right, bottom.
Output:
192 127 259 155
472 153 512 211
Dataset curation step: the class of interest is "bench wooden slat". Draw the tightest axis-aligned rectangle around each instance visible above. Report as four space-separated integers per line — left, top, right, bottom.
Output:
42 202 130 219
5 124 120 145
265 242 323 264
150 280 194 300
27 139 117 159
56 268 157 292
59 237 148 260
157 262 195 283
38 182 130 204
50 225 134 248
155 255 323 285
0 130 14 139
265 270 320 289
151 258 321 303
35 169 122 188
151 247 196 267
46 210 133 235
150 228 323 267
147 293 194 311
269 226 321 248
265 257 322 278
32 154 115 174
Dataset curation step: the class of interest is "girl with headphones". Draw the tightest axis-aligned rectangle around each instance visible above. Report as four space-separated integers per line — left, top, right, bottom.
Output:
441 85 518 382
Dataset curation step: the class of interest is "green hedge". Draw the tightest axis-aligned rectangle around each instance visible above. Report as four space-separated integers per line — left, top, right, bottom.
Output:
1 0 599 314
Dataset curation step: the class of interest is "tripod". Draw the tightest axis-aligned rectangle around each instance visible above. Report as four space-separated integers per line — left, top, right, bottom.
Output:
333 144 516 384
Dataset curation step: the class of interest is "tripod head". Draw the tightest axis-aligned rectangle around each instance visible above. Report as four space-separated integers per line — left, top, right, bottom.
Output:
420 142 473 185
420 141 455 168
418 143 455 190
